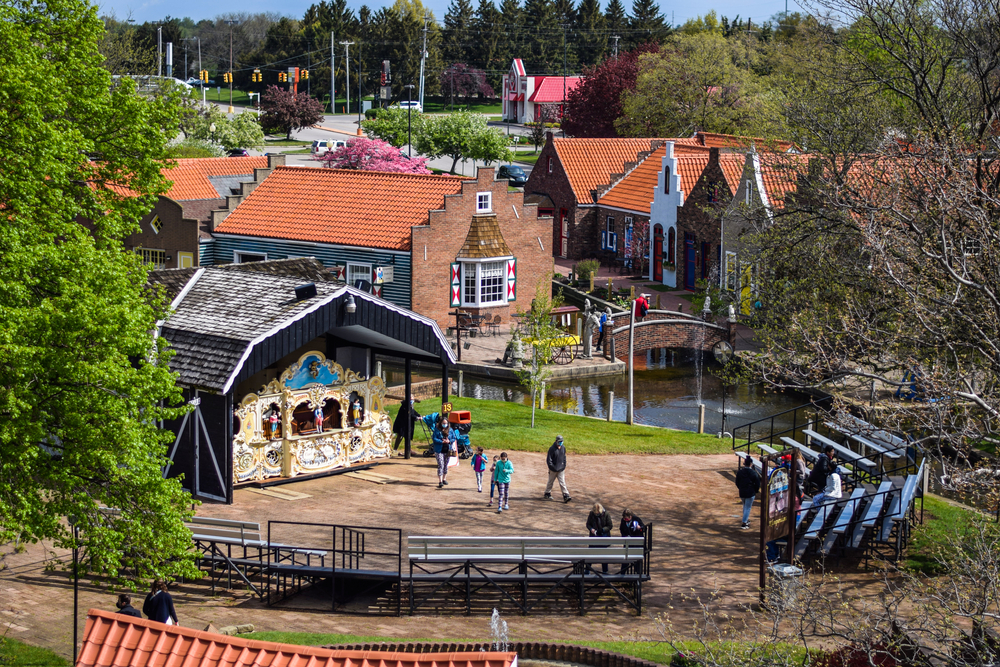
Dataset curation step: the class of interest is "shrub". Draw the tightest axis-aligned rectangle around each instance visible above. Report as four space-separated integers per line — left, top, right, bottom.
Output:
365 107 381 120
575 259 600 283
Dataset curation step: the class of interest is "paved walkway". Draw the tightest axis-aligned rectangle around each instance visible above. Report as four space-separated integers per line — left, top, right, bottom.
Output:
1 453 782 659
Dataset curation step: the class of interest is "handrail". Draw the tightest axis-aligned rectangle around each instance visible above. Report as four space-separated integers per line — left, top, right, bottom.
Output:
731 396 833 452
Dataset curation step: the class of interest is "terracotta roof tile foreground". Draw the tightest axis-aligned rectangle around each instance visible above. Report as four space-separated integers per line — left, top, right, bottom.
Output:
165 157 269 201
214 167 466 251
77 610 519 667
552 138 667 203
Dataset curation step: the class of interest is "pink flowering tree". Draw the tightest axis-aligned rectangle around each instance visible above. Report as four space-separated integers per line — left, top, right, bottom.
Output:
319 137 431 174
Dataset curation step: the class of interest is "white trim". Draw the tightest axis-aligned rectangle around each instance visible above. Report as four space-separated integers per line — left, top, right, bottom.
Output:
347 262 372 286
459 257 511 307
751 151 773 220
170 268 206 311
234 250 267 263
220 285 456 394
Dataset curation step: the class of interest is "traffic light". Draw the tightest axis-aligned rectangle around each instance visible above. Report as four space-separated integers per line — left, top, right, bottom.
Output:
199 70 208 83
223 72 232 84
301 69 309 80
252 68 261 82
279 72 286 82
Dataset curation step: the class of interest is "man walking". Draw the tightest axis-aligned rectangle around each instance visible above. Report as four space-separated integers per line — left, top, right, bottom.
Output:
544 435 572 502
735 454 761 529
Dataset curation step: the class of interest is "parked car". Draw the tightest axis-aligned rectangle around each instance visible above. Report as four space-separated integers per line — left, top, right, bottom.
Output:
394 100 423 113
311 139 347 155
227 148 250 157
497 164 528 187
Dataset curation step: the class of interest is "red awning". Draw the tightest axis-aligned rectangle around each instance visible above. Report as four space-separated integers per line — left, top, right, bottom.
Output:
506 93 524 101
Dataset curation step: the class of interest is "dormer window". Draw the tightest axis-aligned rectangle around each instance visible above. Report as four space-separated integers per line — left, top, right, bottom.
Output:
548 157 553 173
477 192 492 213
745 181 754 205
664 167 671 194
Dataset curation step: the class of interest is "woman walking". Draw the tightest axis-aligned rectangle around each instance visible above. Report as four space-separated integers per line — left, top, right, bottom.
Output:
142 579 178 625
431 414 459 488
494 452 514 513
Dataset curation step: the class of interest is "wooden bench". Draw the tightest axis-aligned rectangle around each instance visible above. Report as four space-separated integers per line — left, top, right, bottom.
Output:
407 534 651 615
851 481 894 549
825 422 902 460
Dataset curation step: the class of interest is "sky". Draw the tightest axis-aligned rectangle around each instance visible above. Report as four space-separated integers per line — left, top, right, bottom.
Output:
98 0 801 33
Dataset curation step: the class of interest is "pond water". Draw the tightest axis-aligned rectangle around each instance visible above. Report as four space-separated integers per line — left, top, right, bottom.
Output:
382 349 811 437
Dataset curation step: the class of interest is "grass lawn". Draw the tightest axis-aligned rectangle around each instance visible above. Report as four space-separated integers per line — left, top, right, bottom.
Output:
388 396 730 456
201 88 254 106
262 138 311 146
905 494 987 574
0 638 70 667
424 100 503 114
512 152 542 166
235 632 809 664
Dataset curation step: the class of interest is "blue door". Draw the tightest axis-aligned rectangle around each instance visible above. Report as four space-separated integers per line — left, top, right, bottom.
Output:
684 237 696 289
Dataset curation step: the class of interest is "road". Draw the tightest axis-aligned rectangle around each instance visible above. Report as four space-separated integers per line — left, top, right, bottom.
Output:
218 105 535 176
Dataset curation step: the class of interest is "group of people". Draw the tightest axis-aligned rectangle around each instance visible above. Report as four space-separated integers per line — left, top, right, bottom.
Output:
736 445 842 531
114 580 178 625
585 504 645 573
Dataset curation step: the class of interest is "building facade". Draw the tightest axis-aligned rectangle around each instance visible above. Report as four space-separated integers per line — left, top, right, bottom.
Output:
501 59 582 124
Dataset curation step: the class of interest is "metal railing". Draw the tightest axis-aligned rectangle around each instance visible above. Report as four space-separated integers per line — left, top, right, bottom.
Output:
731 396 833 452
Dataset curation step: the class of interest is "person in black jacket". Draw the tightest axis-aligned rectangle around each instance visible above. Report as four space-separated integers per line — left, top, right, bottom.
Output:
114 593 142 618
618 509 645 574
735 455 761 529
543 435 571 502
142 579 178 625
391 399 420 454
806 446 836 495
586 503 614 573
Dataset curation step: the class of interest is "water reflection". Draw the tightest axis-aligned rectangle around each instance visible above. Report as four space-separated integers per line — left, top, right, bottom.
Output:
382 350 810 436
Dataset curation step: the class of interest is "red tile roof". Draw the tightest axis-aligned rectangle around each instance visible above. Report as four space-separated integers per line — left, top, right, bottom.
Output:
757 153 809 208
77 610 518 667
597 145 715 213
528 76 582 103
718 154 748 196
552 138 661 203
165 157 269 201
693 132 797 153
214 166 466 251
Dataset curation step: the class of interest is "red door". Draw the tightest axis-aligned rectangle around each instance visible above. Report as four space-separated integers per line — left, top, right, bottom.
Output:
653 225 663 282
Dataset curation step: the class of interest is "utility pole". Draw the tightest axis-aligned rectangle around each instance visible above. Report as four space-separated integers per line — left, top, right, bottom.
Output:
157 25 162 78
226 19 238 113
612 34 620 58
197 36 204 106
340 41 354 115
331 31 336 113
307 47 311 97
561 22 568 138
418 15 428 111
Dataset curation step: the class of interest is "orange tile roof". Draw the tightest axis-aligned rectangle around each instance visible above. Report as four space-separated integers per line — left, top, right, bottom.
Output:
757 154 809 208
597 146 716 213
552 138 668 203
694 132 797 152
719 154 748 196
77 610 518 667
214 166 466 251
164 157 269 201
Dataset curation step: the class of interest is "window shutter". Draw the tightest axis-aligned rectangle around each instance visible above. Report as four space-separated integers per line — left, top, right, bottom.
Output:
601 231 607 250
611 232 618 252
506 258 516 301
450 262 461 307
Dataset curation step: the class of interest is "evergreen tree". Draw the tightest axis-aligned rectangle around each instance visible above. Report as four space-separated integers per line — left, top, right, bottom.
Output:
472 0 505 89
523 0 558 71
554 0 578 72
574 0 606 68
443 0 475 64
628 0 668 48
603 0 628 55
497 0 523 74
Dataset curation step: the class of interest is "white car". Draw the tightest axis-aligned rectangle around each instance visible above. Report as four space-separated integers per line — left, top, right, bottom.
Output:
312 139 347 155
395 100 423 113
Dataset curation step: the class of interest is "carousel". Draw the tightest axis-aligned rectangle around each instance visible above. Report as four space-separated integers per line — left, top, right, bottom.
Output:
234 351 392 483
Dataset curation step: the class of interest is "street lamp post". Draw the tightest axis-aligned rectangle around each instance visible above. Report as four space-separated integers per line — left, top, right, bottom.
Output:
404 83 415 158
340 41 354 115
225 19 238 113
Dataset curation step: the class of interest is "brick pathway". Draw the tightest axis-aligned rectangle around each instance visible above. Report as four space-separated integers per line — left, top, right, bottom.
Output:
0 453 785 659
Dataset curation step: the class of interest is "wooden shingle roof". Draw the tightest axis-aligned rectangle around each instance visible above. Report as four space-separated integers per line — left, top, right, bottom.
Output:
457 215 513 258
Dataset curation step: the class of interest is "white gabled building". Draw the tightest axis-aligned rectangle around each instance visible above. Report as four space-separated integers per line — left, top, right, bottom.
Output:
501 58 583 124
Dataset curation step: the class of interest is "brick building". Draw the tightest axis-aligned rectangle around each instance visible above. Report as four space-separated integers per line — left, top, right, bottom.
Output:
206 166 551 331
522 134 684 261
101 155 276 270
412 167 552 328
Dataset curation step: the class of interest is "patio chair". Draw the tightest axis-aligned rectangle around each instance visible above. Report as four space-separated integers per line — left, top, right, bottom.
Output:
488 315 502 337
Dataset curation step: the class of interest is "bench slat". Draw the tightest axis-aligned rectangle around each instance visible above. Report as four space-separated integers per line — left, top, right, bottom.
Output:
861 481 894 527
803 429 877 472
407 536 644 545
189 517 262 530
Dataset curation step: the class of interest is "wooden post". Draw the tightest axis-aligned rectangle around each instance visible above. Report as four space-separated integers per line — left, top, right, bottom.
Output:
404 357 412 459
608 277 613 296
442 365 450 406
655 294 661 310
589 274 594 293
630 285 635 300
697 404 705 433
627 300 635 424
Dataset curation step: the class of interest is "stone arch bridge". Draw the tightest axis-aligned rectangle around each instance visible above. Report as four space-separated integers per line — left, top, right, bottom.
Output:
588 309 734 360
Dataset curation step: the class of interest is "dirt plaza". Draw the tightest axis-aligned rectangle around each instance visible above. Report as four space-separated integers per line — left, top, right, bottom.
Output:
3 451 801 658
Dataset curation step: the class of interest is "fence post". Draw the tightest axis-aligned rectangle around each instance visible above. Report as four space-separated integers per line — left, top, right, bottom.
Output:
607 391 614 421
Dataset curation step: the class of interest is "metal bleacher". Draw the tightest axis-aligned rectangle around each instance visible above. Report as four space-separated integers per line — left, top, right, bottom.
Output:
732 403 924 565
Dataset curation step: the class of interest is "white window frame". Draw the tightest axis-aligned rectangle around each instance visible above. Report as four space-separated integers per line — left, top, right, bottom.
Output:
149 215 162 234
548 157 553 173
476 191 493 213
347 262 372 286
234 251 267 263
459 257 512 307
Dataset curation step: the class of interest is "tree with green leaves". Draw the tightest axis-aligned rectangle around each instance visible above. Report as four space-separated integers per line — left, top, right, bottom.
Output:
497 0 524 73
0 0 200 585
472 0 505 89
259 85 324 139
413 111 511 172
513 279 565 428
522 0 559 71
574 0 606 68
362 106 425 147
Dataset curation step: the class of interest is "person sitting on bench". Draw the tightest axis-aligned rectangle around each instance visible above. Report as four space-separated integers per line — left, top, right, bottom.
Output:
618 509 644 574
806 445 836 495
